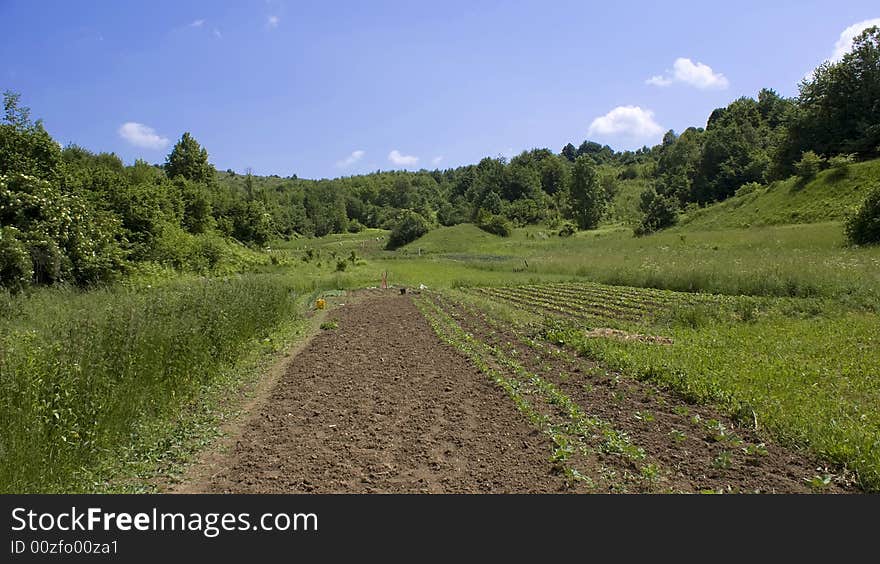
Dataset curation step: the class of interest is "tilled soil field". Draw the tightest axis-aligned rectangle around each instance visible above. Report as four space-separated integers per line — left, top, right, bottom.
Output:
187 292 573 493
180 291 852 494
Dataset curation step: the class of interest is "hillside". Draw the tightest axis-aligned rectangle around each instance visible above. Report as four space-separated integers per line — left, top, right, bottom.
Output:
679 158 880 231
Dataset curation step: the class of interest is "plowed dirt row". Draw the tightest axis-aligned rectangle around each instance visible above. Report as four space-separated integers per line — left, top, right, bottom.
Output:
183 293 572 493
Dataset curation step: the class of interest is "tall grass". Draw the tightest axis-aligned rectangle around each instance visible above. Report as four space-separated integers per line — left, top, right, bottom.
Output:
0 275 302 493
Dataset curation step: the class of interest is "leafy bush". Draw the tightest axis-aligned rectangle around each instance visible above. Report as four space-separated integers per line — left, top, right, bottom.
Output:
634 188 678 236
0 173 126 288
503 198 545 226
794 151 825 183
827 153 856 179
735 182 762 197
0 227 32 291
845 185 880 245
557 221 577 237
477 214 513 237
386 211 430 249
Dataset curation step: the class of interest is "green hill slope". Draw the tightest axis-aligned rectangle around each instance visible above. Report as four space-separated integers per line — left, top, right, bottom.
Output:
679 158 880 231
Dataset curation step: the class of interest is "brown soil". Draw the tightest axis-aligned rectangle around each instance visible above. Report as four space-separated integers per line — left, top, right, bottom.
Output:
180 292 573 493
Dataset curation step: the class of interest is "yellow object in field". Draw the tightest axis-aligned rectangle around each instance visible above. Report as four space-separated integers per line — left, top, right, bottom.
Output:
316 298 326 310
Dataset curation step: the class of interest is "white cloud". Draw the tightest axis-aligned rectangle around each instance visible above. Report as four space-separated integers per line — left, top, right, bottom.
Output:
830 18 880 62
432 156 443 166
267 15 280 28
388 150 419 167
646 57 729 90
118 122 169 150
213 28 222 39
645 75 672 87
336 150 365 168
587 106 664 139
190 19 205 28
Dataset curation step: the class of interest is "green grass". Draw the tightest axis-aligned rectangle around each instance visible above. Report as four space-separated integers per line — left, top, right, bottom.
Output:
387 222 880 304
0 275 310 492
680 158 880 231
542 303 880 490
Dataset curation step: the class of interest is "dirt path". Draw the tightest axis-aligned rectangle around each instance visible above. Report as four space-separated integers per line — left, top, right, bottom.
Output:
181 292 572 493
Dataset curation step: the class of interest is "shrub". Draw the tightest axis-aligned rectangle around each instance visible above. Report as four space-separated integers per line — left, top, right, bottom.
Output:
845 185 880 245
0 227 32 291
557 221 577 237
503 198 545 226
735 182 762 197
828 153 856 179
634 188 678 236
348 219 364 233
386 211 430 250
794 151 825 184
477 214 513 237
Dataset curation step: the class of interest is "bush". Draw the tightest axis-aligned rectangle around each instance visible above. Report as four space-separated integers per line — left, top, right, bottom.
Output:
348 219 365 233
735 182 762 197
794 151 825 183
557 221 577 237
0 227 33 292
828 153 856 179
634 188 678 236
503 198 545 226
0 173 126 287
477 214 513 237
386 211 430 250
845 185 880 245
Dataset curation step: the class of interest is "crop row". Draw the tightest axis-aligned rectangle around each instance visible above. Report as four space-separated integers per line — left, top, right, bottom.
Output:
418 294 657 491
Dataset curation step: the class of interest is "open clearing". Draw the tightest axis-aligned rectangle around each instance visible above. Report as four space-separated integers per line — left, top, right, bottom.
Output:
177 291 851 494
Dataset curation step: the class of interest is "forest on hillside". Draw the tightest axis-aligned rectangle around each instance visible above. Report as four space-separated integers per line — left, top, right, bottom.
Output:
2 27 879 292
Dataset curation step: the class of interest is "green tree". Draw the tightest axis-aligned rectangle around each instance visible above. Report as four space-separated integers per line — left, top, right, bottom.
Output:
692 97 770 203
165 132 215 184
0 91 63 183
561 143 577 162
775 26 880 176
539 153 568 195
568 155 604 229
845 185 880 245
634 188 678 236
386 210 430 249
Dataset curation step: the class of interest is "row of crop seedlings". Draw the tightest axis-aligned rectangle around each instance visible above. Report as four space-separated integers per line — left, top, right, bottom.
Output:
540 282 711 311
473 286 646 323
437 291 586 370
516 284 655 318
416 293 656 491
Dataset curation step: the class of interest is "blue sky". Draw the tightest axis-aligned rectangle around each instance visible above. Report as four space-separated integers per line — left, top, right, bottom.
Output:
1 1 878 179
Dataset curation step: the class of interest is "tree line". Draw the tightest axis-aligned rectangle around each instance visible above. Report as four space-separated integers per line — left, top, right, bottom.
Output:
2 27 878 291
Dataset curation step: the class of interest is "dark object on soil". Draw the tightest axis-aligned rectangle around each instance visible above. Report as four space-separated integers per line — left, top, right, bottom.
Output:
400 288 406 295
